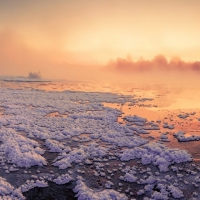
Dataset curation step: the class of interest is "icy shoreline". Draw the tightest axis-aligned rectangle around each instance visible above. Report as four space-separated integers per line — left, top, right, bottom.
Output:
0 87 199 199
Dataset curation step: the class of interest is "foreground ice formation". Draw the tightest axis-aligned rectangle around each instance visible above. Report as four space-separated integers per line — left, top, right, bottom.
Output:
74 178 128 200
0 87 199 199
0 177 25 199
0 128 47 168
120 142 192 172
174 131 200 142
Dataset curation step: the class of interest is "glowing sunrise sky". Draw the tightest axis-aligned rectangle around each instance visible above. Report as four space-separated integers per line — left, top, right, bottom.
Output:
0 0 200 79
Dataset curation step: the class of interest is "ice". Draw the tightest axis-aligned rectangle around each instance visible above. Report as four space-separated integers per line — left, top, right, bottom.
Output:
160 133 170 142
0 128 47 168
53 143 108 169
120 173 137 182
124 115 147 123
74 178 128 200
0 177 25 199
105 180 114 189
168 185 184 198
53 173 73 184
120 143 192 172
45 139 71 153
53 149 87 169
163 122 174 129
178 113 189 119
101 134 148 147
151 191 168 200
20 180 48 192
0 86 199 199
174 131 200 142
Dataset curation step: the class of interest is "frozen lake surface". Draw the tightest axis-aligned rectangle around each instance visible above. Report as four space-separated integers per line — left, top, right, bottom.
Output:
0 80 200 199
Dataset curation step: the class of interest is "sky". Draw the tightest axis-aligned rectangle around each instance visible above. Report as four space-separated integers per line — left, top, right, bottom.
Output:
0 0 200 79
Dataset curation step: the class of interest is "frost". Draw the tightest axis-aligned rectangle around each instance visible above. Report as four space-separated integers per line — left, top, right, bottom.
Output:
120 143 192 172
101 134 148 147
45 139 71 153
120 172 137 183
124 115 147 123
177 113 189 119
151 191 168 200
0 128 47 168
74 179 128 200
53 143 108 169
53 173 73 184
163 122 174 129
0 177 25 199
0 85 198 199
174 131 200 142
168 185 184 198
105 181 114 189
160 133 170 142
20 180 48 192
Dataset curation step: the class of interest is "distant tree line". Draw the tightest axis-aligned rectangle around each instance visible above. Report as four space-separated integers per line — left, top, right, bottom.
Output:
107 55 200 72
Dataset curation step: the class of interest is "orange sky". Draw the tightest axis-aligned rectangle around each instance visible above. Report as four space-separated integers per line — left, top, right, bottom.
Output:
0 0 200 79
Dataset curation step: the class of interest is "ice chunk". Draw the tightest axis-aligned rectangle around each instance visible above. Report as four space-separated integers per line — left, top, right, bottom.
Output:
174 131 200 142
168 185 184 198
54 143 108 169
177 113 189 119
0 128 47 168
0 177 25 199
45 139 71 153
20 180 48 192
120 143 192 172
124 115 147 123
53 173 73 184
74 179 128 200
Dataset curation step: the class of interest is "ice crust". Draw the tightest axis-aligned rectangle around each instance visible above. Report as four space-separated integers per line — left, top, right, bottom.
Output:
20 180 48 192
74 178 128 200
120 143 192 172
45 139 71 153
53 173 73 184
53 143 108 169
174 131 200 142
0 87 198 199
0 128 46 168
124 115 147 123
178 113 189 119
0 177 25 199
